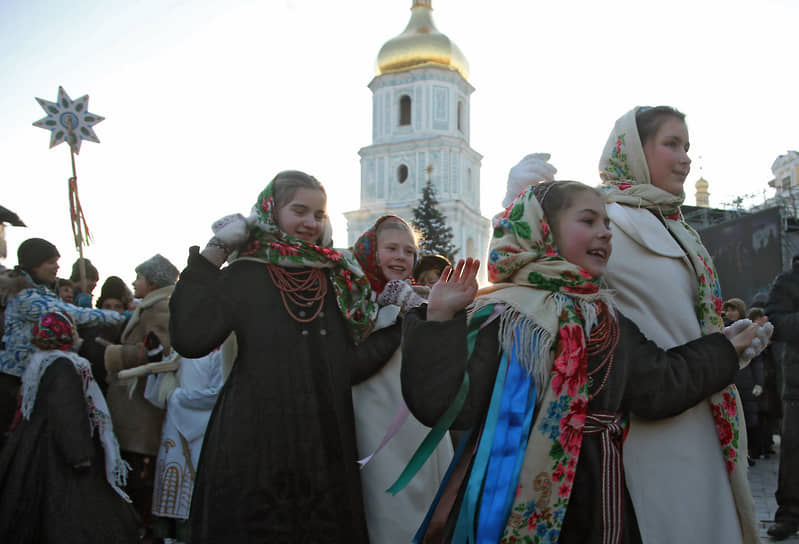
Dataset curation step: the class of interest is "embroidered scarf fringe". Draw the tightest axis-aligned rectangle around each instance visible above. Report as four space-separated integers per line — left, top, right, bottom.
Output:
22 350 131 502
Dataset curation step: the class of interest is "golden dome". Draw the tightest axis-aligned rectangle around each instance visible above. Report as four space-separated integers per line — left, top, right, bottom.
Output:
695 177 709 189
376 1 469 80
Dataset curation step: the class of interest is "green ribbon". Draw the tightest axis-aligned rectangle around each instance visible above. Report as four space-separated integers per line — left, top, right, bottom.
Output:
387 304 497 495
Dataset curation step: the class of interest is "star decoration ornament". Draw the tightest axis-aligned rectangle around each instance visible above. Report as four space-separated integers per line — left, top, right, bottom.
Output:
32 86 105 154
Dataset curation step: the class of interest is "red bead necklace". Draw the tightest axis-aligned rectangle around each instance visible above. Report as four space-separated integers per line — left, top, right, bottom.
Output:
584 303 620 401
267 264 327 323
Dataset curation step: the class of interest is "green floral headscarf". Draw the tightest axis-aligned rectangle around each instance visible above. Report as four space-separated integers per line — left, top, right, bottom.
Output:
230 174 376 342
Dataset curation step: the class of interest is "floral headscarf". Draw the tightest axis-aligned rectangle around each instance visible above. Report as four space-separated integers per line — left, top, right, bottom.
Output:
450 183 616 542
598 107 753 540
31 311 74 351
352 215 415 294
230 174 377 342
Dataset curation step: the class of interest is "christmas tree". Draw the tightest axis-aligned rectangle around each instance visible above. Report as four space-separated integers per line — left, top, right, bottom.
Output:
412 179 458 262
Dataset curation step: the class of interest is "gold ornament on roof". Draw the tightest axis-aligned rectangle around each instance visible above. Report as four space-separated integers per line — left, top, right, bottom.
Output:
376 1 469 79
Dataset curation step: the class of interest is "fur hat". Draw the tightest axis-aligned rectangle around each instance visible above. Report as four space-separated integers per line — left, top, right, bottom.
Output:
70 257 99 282
96 275 133 308
135 254 179 288
17 238 59 273
722 297 746 318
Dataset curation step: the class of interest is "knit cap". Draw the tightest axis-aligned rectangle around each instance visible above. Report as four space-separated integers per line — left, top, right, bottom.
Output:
17 238 59 273
135 254 179 288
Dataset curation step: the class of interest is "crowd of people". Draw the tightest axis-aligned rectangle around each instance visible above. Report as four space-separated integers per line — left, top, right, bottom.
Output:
0 104 793 544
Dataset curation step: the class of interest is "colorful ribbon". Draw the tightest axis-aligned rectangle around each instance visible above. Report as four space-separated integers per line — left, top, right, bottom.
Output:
387 304 497 495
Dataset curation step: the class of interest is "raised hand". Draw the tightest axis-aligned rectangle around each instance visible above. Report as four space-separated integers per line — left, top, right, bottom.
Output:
427 258 480 321
202 213 254 267
502 153 558 208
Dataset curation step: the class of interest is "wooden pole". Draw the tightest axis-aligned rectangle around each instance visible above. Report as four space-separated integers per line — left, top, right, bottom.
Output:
66 117 87 295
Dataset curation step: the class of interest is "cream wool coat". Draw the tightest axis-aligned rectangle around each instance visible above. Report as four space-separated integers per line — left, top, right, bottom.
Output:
604 203 757 544
352 304 453 544
104 285 173 456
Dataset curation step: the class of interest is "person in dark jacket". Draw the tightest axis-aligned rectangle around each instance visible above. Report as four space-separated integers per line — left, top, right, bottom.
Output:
724 299 765 466
765 255 799 540
169 171 400 543
401 180 765 543
0 312 137 543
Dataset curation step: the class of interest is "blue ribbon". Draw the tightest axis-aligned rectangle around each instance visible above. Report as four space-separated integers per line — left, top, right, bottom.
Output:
452 349 511 542
475 338 537 543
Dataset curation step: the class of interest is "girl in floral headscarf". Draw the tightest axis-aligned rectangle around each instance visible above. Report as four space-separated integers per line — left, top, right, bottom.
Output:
599 106 759 544
400 179 763 543
0 312 137 543
169 170 401 543
351 215 454 543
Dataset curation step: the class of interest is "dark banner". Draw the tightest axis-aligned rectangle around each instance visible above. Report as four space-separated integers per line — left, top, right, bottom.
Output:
698 207 782 305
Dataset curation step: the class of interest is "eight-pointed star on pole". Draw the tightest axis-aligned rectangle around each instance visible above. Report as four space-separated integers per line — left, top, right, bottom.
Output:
32 86 104 154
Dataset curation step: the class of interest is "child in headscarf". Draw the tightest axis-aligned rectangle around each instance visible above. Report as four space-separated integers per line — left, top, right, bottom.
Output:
169 170 401 543
401 180 768 543
0 312 137 543
351 215 453 543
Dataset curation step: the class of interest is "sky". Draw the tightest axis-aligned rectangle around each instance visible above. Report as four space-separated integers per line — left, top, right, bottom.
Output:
2 0 798 286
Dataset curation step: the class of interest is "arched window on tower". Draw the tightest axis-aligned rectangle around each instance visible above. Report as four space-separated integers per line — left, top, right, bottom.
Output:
399 95 412 126
397 164 409 184
457 101 463 132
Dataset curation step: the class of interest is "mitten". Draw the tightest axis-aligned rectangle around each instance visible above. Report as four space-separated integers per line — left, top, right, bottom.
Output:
144 331 164 363
502 153 558 208
739 322 774 368
202 213 255 267
378 280 426 314
723 319 751 339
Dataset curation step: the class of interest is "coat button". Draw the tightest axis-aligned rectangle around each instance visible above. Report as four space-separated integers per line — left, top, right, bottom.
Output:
298 310 307 318
301 330 309 336
320 329 327 336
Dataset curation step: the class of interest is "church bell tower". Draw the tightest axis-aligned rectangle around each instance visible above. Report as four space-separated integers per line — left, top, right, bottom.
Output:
344 0 489 274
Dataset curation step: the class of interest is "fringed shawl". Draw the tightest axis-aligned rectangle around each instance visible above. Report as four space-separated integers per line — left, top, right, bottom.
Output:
451 184 616 542
22 350 131 502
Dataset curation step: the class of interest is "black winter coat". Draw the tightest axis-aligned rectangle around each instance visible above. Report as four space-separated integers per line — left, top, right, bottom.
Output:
766 265 799 400
169 248 401 544
0 358 138 543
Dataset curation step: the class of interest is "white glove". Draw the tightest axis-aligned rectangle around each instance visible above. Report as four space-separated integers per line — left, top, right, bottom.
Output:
211 213 253 248
502 153 558 208
752 384 763 397
723 319 751 339
377 280 426 314
739 321 774 368
202 213 255 267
